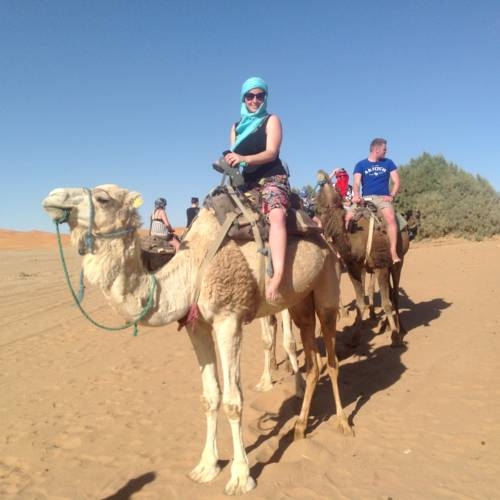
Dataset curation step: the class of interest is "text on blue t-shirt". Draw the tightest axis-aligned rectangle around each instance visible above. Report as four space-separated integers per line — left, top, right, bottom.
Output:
353 158 397 196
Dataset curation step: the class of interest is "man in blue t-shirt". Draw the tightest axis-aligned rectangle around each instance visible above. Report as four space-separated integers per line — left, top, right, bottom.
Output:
352 138 401 263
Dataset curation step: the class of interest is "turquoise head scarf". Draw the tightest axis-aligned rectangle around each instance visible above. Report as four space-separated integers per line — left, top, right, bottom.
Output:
231 76 269 151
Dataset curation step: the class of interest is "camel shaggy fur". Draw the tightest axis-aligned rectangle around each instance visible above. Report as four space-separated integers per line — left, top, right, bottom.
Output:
43 184 351 495
315 173 409 347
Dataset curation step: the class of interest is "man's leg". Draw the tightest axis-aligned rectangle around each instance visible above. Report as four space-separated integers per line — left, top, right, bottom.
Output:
344 205 354 230
381 205 400 263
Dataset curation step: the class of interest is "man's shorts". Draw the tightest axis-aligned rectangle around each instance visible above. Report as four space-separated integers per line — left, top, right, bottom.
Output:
363 195 393 210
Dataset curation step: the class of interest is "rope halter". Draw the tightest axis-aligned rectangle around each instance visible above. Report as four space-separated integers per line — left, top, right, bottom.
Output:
53 186 157 335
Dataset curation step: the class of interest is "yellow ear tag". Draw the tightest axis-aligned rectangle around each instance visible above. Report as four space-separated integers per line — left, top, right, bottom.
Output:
132 196 144 208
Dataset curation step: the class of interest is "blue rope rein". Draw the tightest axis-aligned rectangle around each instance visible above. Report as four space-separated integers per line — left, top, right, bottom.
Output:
53 209 157 336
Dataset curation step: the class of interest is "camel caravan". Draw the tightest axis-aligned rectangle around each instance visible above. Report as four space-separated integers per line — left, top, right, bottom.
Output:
42 170 414 494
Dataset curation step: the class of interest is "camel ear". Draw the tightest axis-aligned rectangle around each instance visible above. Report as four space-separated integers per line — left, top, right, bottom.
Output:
126 191 143 209
117 191 143 224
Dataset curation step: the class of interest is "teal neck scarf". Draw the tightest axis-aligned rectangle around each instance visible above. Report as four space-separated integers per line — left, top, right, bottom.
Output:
232 76 269 151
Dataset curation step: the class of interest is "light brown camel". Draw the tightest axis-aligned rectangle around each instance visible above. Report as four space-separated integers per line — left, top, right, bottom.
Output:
42 184 352 496
315 172 409 347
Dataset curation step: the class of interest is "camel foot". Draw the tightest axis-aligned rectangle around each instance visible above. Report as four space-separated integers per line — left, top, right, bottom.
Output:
224 465 256 495
255 375 273 392
293 419 307 440
391 333 407 348
188 461 221 484
333 415 354 436
376 318 389 335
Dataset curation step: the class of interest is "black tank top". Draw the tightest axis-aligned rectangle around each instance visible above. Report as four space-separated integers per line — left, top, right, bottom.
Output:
233 115 287 185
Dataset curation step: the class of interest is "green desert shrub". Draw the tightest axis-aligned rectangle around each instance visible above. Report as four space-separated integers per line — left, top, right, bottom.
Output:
396 153 500 240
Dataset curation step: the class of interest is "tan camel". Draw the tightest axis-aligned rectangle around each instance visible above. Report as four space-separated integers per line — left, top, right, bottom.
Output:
315 172 409 347
42 184 352 496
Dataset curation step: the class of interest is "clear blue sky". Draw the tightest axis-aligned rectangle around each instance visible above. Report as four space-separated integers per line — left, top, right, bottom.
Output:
1 0 499 232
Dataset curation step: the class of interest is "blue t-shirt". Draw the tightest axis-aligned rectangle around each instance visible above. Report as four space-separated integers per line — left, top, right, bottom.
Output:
353 158 397 196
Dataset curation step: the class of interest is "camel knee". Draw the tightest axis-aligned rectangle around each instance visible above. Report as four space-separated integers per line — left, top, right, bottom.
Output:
382 302 394 318
306 360 320 382
319 308 337 330
223 402 242 421
201 394 221 413
261 335 274 351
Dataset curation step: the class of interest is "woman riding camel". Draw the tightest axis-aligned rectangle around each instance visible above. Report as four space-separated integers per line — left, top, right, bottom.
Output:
223 77 291 301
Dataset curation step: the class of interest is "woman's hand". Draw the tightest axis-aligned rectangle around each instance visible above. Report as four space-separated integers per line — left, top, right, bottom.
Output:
224 152 246 167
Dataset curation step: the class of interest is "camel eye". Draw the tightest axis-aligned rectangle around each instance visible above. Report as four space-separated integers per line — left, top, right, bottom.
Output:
94 192 111 205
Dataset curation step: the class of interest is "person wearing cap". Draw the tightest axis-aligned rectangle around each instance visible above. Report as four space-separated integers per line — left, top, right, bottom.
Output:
150 197 180 251
223 76 290 301
186 197 200 227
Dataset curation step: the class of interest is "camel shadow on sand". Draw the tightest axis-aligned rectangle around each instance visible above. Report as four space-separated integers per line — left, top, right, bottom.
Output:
247 341 406 480
397 287 452 331
101 472 156 500
352 285 452 333
248 287 451 480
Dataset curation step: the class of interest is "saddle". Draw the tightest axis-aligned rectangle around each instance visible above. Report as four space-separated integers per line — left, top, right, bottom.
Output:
204 185 323 243
140 235 176 272
351 201 408 232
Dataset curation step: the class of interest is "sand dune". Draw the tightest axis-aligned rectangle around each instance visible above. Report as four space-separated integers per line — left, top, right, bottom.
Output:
1 229 499 499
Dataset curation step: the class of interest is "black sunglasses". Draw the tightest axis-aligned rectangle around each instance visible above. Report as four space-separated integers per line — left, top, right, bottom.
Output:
244 92 266 102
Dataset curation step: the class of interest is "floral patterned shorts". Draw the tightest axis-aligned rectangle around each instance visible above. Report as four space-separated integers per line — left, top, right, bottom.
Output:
259 175 291 215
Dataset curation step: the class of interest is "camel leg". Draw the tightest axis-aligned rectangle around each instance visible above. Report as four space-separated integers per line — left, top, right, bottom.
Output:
289 295 320 440
390 261 406 346
186 321 222 484
280 309 305 398
255 315 277 392
375 268 400 344
316 304 352 436
336 261 349 319
347 264 366 346
367 271 377 320
213 315 256 495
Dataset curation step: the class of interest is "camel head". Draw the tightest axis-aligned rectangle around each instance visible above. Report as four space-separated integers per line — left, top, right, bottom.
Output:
315 170 344 209
42 185 143 253
315 170 353 262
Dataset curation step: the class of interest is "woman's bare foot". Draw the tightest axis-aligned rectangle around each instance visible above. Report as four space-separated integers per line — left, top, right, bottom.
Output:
266 276 282 302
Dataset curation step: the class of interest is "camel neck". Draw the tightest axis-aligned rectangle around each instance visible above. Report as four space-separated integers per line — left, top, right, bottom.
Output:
81 235 193 326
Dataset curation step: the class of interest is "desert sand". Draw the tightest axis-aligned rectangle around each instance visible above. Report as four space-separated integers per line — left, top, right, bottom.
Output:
1 229 499 499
